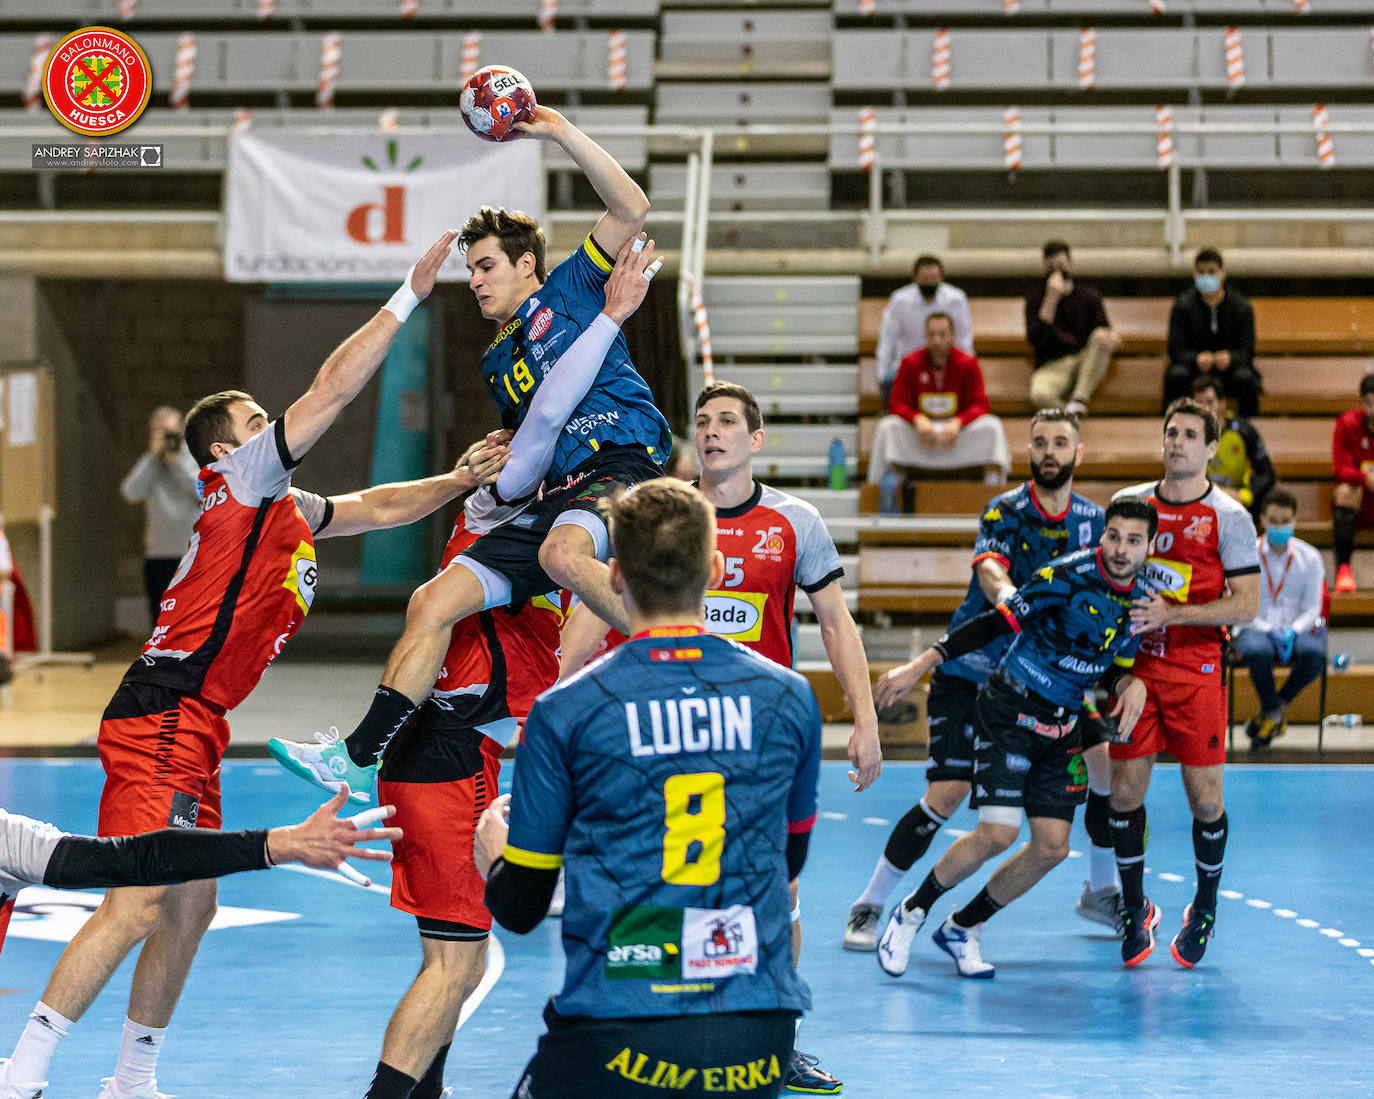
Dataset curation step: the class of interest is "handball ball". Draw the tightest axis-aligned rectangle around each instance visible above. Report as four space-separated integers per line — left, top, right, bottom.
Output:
460 66 536 143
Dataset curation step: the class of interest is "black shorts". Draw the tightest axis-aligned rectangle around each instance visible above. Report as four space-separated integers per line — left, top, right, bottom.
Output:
1077 706 1114 751
462 444 664 606
512 1002 798 1099
968 674 1088 823
925 669 979 783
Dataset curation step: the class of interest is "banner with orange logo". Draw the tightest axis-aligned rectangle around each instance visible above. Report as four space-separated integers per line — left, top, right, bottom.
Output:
224 130 544 283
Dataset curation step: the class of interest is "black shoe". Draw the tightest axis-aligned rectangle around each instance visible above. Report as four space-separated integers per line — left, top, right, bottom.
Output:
1170 903 1216 969
783 1051 842 1094
1120 898 1161 967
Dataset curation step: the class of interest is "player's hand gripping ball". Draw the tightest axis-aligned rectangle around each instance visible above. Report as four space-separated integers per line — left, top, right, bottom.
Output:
460 65 536 143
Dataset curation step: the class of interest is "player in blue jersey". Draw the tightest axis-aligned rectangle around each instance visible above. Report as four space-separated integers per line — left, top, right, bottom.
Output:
845 410 1120 950
870 497 1157 979
476 479 821 1098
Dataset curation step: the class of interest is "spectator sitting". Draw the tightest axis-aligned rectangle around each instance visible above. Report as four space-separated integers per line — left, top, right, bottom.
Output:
1331 372 1374 594
1192 375 1275 522
875 254 973 410
1233 487 1327 749
1024 240 1120 416
1165 247 1259 417
866 312 1010 488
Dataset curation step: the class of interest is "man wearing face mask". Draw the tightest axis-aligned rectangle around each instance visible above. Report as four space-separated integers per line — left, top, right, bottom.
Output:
1164 248 1259 417
875 254 973 410
1232 487 1327 749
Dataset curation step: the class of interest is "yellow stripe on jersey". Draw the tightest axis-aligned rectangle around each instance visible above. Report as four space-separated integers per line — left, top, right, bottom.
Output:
503 844 564 870
1114 655 1135 668
582 234 614 274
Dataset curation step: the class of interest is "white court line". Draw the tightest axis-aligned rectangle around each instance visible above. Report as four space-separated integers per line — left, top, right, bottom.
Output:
861 817 890 826
1156 872 1185 882
820 811 848 821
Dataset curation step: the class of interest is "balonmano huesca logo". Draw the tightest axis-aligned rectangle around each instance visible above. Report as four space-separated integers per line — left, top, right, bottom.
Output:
42 26 152 137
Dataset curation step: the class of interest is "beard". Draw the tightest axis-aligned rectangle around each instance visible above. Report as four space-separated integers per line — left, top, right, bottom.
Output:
1031 456 1075 490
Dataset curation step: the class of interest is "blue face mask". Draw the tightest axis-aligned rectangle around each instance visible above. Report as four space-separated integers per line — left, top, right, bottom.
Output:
1195 273 1221 295
1266 524 1294 549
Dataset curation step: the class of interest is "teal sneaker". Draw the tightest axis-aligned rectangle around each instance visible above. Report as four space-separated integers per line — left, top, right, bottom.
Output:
267 728 375 804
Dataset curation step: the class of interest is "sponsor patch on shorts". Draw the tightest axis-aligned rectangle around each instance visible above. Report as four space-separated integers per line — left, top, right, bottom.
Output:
167 791 200 829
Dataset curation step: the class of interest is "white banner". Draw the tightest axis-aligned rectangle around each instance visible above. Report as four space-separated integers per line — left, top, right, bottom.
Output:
224 131 544 283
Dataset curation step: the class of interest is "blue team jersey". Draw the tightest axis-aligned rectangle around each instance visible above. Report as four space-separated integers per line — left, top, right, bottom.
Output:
482 234 672 481
994 547 1152 708
941 484 1105 683
504 628 820 1020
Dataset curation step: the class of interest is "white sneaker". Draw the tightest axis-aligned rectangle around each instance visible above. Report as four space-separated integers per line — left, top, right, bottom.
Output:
1065 399 1088 417
546 868 565 919
97 1078 175 1099
877 902 927 977
1075 880 1124 933
931 912 995 979
267 728 374 804
0 1057 47 1099
843 900 883 952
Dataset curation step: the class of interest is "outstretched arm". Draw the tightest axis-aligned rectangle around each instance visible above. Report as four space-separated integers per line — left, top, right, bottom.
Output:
282 230 457 462
517 107 649 256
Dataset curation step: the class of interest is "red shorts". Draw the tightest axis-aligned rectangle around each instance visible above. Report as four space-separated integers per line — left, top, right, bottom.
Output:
97 683 230 835
379 707 503 930
1111 669 1227 768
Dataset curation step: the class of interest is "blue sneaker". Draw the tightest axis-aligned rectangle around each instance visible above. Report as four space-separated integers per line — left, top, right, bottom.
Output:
1170 903 1216 969
931 913 995 979
1120 898 1162 967
782 1051 841 1095
268 728 375 804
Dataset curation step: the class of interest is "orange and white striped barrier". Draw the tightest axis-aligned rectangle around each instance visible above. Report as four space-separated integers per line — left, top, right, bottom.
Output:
1003 0 1020 13
858 107 876 171
379 108 399 132
257 0 276 17
683 273 714 387
1078 28 1096 90
23 33 52 112
607 30 627 90
1293 0 1310 13
1150 0 1165 13
1003 107 1022 171
1225 27 1245 89
400 0 417 18
859 0 876 13
1155 105 1174 168
539 0 558 32
932 28 951 90
1313 104 1334 168
233 108 254 131
118 0 138 19
171 34 196 113
461 32 481 81
317 33 340 110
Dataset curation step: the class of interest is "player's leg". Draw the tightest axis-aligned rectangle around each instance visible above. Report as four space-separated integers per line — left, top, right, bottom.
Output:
1075 721 1123 929
538 519 627 634
1331 482 1362 592
780 878 840 1095
1109 753 1158 966
1173 762 1227 969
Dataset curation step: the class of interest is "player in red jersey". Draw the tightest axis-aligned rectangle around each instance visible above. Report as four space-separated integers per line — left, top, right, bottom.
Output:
1110 398 1259 970
0 232 492 1099
559 381 881 1095
1330 373 1374 593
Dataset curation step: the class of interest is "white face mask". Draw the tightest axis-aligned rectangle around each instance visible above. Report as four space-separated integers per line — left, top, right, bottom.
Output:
1195 273 1221 295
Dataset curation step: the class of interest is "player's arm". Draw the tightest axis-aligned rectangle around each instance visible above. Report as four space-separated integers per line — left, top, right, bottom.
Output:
41 789 398 891
974 557 1016 605
518 106 649 256
557 603 611 680
807 582 882 792
874 605 1016 709
281 230 456 462
785 688 824 881
1098 655 1148 738
318 465 480 540
1130 572 1261 630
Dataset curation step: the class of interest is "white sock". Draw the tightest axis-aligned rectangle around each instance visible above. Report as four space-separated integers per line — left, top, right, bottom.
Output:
4 1000 73 1086
113 1018 167 1095
857 856 906 909
1089 843 1119 892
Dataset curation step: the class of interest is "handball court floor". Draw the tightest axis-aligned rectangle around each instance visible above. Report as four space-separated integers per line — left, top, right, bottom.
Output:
0 759 1369 1098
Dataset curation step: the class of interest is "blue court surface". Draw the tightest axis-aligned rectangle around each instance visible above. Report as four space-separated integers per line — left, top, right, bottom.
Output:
0 760 1370 1097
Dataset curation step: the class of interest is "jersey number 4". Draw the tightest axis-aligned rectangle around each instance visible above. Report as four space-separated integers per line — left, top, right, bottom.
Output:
661 772 725 886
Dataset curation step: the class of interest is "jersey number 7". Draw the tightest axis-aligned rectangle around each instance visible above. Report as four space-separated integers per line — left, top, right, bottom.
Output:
661 772 725 886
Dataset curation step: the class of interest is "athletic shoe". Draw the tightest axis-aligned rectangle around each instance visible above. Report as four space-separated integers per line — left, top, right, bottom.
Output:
96 1079 175 1099
931 913 995 979
1170 903 1217 969
876 902 927 977
0 1057 47 1099
1334 564 1356 594
782 1051 841 1095
267 728 374 804
842 901 882 952
1074 880 1124 933
1249 715 1286 750
546 868 565 919
1120 898 1161 967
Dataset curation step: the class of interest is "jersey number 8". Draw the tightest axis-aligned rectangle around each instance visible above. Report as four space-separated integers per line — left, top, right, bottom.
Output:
660 772 725 886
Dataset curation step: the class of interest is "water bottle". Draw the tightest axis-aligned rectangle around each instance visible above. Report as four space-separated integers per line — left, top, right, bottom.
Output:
827 437 848 491
1322 714 1363 730
1331 653 1350 673
879 468 900 516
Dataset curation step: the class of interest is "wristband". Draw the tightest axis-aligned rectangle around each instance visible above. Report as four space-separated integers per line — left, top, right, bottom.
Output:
382 264 421 323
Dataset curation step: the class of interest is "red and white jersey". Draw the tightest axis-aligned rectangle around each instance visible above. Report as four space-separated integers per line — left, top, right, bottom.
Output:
1116 481 1259 678
122 420 331 711
706 482 844 667
429 511 568 747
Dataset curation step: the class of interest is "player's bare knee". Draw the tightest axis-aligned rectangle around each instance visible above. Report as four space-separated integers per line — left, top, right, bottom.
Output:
100 886 169 943
926 782 969 819
972 821 1018 856
406 579 461 635
537 536 581 586
1333 483 1361 509
160 881 218 935
1031 835 1071 868
1191 798 1224 823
